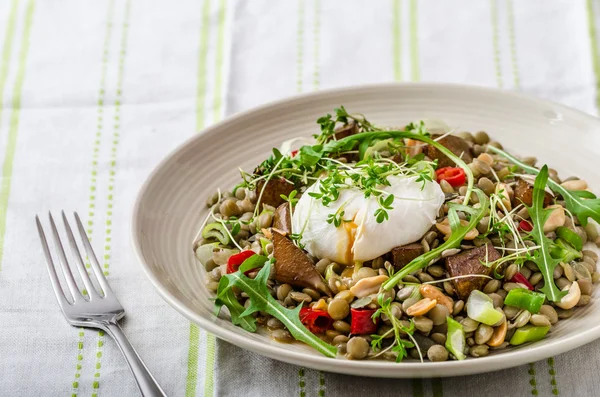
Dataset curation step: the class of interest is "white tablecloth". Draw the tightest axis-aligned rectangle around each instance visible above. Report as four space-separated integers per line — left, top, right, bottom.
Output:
1 0 600 396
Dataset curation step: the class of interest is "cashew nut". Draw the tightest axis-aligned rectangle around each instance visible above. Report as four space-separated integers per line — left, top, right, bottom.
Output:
349 275 388 298
543 205 566 233
406 298 438 316
420 284 453 313
561 179 588 191
555 281 581 310
436 218 479 240
487 318 507 347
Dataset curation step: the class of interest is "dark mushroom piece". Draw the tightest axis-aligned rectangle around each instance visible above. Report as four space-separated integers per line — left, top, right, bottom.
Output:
513 177 553 207
273 202 292 235
332 120 358 140
390 243 424 271
444 243 501 300
272 231 331 296
425 135 473 168
255 178 295 209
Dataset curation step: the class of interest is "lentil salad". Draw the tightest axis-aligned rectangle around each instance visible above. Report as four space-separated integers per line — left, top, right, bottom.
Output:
194 107 600 362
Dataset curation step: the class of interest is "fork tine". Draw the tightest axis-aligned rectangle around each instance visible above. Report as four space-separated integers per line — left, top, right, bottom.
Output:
58 212 101 300
72 211 115 297
36 216 70 309
47 212 83 302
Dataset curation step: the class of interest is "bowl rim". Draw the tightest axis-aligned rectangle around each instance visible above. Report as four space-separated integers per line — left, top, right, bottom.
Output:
131 82 600 377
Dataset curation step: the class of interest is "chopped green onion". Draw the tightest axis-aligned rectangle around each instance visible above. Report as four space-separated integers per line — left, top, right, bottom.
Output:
509 325 550 345
550 238 582 263
503 288 546 314
466 290 504 326
202 222 230 245
556 226 583 251
259 237 271 255
195 242 219 269
445 317 466 360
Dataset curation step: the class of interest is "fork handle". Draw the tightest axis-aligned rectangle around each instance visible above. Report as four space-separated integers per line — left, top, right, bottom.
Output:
104 321 167 397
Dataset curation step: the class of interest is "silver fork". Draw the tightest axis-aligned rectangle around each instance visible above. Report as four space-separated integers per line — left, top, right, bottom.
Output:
36 212 166 397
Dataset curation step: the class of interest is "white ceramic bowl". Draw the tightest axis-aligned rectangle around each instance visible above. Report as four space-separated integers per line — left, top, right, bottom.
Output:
132 83 600 377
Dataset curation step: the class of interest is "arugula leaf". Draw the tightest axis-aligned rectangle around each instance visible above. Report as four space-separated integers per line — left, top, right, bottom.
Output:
215 277 257 332
489 146 600 227
238 254 269 273
220 261 337 358
527 166 566 302
299 145 323 167
383 189 489 290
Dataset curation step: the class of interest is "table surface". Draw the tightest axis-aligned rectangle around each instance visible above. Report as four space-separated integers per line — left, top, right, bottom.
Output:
1 0 600 396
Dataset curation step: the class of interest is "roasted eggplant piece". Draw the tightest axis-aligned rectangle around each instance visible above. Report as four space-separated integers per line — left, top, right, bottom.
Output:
272 231 331 296
390 243 424 270
273 203 292 235
425 135 473 168
445 244 501 300
255 178 295 208
513 177 553 207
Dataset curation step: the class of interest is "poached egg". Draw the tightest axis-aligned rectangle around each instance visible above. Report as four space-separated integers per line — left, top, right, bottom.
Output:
291 176 444 265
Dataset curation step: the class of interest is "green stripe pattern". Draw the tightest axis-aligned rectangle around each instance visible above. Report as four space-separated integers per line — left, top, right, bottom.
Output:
212 0 227 122
299 368 306 397
296 0 305 92
506 0 520 88
185 0 212 395
185 324 200 396
588 0 600 112
313 0 320 90
528 363 538 395
392 0 401 81
86 0 115 239
548 357 559 395
91 2 131 395
203 1 228 395
0 0 19 136
409 0 419 82
490 0 502 88
318 370 325 397
0 0 36 272
71 330 85 396
71 2 115 395
186 0 229 395
185 3 212 395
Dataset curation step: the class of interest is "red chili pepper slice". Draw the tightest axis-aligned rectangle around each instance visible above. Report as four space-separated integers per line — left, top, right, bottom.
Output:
226 250 257 274
350 308 379 335
518 220 533 232
290 149 299 157
511 272 534 291
435 167 466 187
299 308 333 334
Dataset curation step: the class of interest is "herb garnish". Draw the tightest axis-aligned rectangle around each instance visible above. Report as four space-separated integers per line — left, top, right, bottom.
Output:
489 146 600 226
371 294 420 362
525 165 566 302
216 258 337 358
382 189 490 290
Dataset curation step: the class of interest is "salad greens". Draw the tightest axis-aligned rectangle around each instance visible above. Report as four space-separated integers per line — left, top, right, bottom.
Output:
323 131 475 206
382 189 490 290
489 146 600 227
503 288 546 314
216 258 337 358
371 294 419 362
525 165 566 303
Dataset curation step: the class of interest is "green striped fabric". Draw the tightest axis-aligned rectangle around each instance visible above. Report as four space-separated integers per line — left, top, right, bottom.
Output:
1 1 600 396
